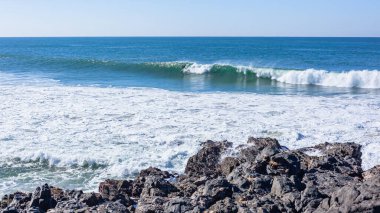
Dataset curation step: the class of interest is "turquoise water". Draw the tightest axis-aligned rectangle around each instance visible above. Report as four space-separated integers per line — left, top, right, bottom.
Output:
1 37 380 94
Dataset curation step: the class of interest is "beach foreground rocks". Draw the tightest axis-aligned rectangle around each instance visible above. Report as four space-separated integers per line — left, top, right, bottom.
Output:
1 137 380 213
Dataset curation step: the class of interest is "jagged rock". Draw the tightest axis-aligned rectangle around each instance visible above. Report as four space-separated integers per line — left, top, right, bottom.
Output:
240 137 282 162
2 138 380 213
294 183 325 212
363 165 380 180
206 197 238 213
5 192 31 210
163 197 193 213
185 140 232 178
99 179 133 200
97 200 130 213
201 177 233 205
79 192 103 207
219 157 240 176
29 184 57 212
266 152 303 177
140 176 178 197
316 176 380 212
136 196 167 213
304 142 362 176
132 167 172 197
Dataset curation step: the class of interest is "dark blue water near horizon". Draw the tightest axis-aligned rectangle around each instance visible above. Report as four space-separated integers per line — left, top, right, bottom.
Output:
0 37 380 95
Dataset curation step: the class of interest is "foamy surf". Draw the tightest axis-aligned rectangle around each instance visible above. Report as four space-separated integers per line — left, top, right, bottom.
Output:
0 84 379 195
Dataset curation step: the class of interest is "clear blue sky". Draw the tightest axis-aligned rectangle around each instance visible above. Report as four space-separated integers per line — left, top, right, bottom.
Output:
0 0 379 37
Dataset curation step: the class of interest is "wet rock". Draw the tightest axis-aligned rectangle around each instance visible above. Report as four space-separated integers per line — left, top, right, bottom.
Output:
99 179 133 200
219 157 240 176
6 192 31 210
240 137 282 162
29 184 57 212
79 192 103 207
185 140 232 178
132 167 172 197
2 138 380 213
305 142 362 176
140 176 178 198
266 152 303 177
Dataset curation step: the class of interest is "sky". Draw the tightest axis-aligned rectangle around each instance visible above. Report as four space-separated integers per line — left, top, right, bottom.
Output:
0 0 379 37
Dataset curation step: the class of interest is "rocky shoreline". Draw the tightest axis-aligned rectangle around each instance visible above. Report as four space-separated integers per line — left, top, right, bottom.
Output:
1 137 380 213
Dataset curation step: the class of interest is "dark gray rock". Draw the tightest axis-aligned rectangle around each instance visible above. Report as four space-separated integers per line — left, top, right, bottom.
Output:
140 176 178 198
132 167 172 197
185 140 232 178
28 184 56 212
2 138 380 213
163 197 193 213
79 192 103 207
240 137 282 163
219 157 240 176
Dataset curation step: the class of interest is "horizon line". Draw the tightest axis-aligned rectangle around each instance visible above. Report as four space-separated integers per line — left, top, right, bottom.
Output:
0 35 379 38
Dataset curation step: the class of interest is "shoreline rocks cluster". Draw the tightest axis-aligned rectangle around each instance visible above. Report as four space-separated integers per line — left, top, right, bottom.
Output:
1 137 380 212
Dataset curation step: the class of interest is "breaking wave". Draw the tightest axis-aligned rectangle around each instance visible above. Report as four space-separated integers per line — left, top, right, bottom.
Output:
149 62 380 89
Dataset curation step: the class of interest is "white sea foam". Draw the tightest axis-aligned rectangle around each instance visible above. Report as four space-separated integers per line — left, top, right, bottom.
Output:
0 83 380 195
183 63 213 74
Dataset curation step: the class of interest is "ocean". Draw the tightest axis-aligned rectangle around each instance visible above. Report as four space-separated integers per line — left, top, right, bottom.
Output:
0 37 380 195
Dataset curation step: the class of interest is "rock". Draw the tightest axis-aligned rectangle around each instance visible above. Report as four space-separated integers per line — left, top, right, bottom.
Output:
6 192 31 210
29 184 56 212
202 178 233 204
140 176 178 197
271 176 296 197
2 138 380 213
136 196 167 213
363 165 380 180
163 197 193 213
55 199 88 211
79 192 103 207
219 157 240 176
305 142 362 176
316 175 380 212
185 140 232 178
1 206 18 213
132 167 173 197
294 183 324 212
206 197 238 213
97 200 130 213
99 179 133 200
240 137 282 162
266 152 303 176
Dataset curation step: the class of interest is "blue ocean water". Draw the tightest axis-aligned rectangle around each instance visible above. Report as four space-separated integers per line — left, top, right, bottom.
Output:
1 37 380 95
1 37 380 195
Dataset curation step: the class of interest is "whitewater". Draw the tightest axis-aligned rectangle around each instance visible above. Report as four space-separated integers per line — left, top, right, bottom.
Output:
1 82 380 195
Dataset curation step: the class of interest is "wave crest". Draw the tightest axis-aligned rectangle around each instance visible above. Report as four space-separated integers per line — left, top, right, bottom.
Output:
152 62 380 89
